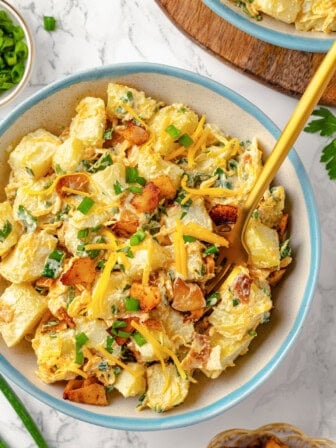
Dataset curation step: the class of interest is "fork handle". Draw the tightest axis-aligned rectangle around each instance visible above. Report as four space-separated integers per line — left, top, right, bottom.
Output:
241 40 336 237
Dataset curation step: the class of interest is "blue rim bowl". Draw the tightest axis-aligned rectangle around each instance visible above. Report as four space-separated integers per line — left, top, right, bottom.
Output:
202 0 334 53
0 62 320 430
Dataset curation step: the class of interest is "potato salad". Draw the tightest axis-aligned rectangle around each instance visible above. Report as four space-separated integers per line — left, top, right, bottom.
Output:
0 83 292 412
231 0 336 33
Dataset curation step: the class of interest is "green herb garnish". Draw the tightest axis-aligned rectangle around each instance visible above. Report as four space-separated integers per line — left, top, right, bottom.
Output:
77 197 94 214
74 332 89 364
41 249 65 279
165 124 181 139
305 107 336 179
129 229 146 246
0 220 12 242
43 16 56 31
17 205 37 233
125 296 140 311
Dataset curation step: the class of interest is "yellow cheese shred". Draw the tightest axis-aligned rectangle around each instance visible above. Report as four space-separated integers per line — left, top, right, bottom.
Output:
181 174 243 198
67 365 88 379
89 230 118 318
181 222 229 247
96 345 140 377
131 320 187 381
173 218 187 278
142 238 153 285
187 127 210 168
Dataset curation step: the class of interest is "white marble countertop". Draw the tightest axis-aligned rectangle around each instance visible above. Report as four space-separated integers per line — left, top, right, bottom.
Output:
0 1 335 447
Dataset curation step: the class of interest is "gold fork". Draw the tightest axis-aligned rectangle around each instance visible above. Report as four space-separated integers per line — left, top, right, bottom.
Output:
207 40 336 294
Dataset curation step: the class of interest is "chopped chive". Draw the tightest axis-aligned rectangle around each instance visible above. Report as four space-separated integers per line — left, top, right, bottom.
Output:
204 244 219 255
77 228 89 239
132 331 147 347
41 249 65 279
165 124 181 139
232 298 240 307
206 292 220 307
75 332 89 364
178 133 193 147
125 296 140 311
105 335 114 354
128 185 143 194
129 229 146 246
113 180 124 195
183 235 197 243
0 220 12 242
43 16 56 31
77 197 94 214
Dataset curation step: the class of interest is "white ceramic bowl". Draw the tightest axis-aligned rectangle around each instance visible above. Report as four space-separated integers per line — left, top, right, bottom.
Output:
0 0 34 107
207 423 336 448
0 63 320 430
202 0 334 53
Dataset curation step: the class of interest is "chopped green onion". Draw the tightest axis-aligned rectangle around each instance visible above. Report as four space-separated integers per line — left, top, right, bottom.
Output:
165 124 181 139
128 185 143 194
117 246 134 258
77 197 94 214
0 220 12 242
206 292 220 307
126 167 146 186
178 133 193 147
129 229 146 246
113 180 124 195
232 298 240 307
183 235 197 243
88 152 113 173
41 249 65 279
43 16 56 31
132 331 147 347
74 332 89 364
17 205 37 233
117 330 131 339
103 128 113 139
4 51 16 66
77 228 89 239
11 62 24 84
204 244 219 255
105 335 114 354
125 296 140 311
112 320 127 329
214 167 224 176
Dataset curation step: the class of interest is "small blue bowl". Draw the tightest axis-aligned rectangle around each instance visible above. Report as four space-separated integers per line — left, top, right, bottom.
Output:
0 63 320 430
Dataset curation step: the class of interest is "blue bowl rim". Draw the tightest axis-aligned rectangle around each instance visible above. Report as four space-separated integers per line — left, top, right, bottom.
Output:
0 62 320 431
202 0 334 53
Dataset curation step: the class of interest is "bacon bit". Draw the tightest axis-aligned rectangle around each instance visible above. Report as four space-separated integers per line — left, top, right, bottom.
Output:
35 277 55 289
119 121 149 145
209 204 238 225
232 273 252 303
63 377 108 406
131 182 160 213
277 213 289 241
185 308 206 322
56 173 89 198
58 306 76 328
60 257 96 286
268 268 287 287
130 282 161 312
204 255 215 276
181 333 211 370
151 175 176 200
112 210 139 237
172 277 206 312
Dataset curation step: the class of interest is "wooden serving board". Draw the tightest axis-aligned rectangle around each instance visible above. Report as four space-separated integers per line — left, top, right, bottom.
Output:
156 0 336 106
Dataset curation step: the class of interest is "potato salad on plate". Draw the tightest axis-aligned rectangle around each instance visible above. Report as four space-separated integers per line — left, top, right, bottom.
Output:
0 83 292 413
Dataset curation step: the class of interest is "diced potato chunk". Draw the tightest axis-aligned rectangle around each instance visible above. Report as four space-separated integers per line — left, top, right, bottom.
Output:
254 0 301 23
8 129 61 180
0 231 57 283
0 284 47 347
114 362 146 398
69 97 106 147
144 363 189 412
90 162 126 205
150 103 198 156
137 147 184 189
52 137 85 173
245 219 280 268
107 83 158 121
0 201 21 257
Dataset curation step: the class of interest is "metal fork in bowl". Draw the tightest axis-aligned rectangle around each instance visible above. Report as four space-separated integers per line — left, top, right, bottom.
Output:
207 40 336 294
